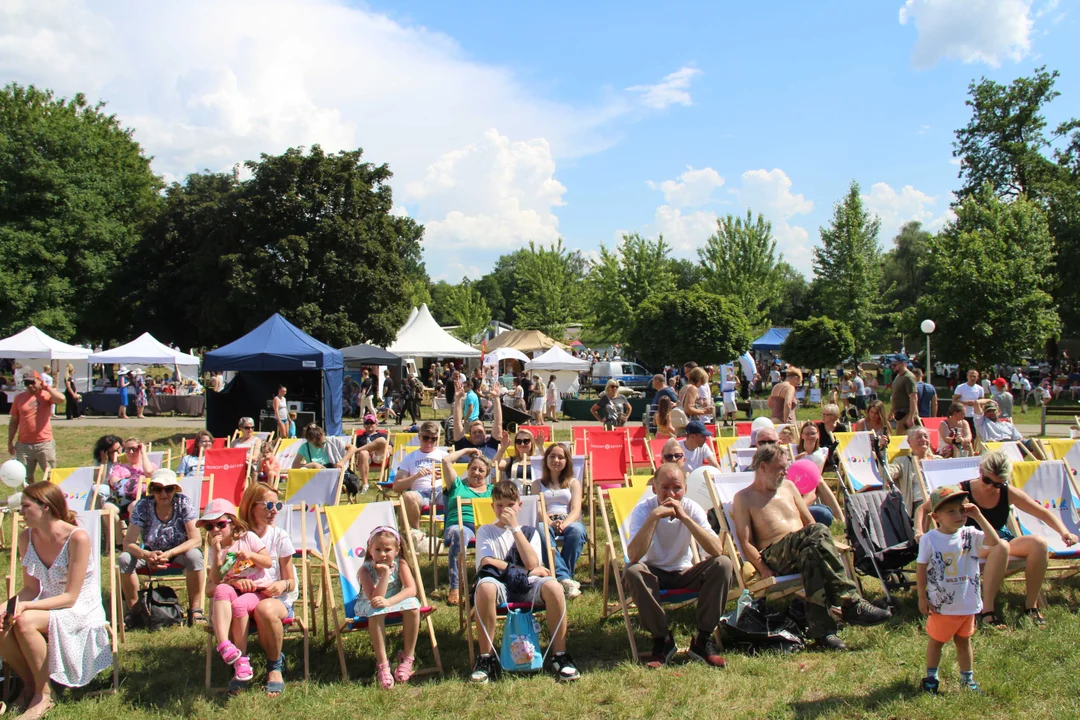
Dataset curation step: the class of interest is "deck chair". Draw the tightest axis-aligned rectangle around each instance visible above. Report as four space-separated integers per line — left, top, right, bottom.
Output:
204 510 311 691
428 463 477 588
146 450 171 472
585 430 631 581
178 473 215 513
320 501 442 681
286 467 346 509
519 425 552 444
735 421 753 437
836 431 886 492
274 439 303 479
597 484 702 663
527 455 587 484
713 437 739 473
572 425 590 455
456 495 556 665
1009 461 1080 573
186 437 228 453
1042 439 1079 463
44 466 102 511
201 447 251 506
984 441 1030 461
919 417 948 452
624 427 651 470
71 510 120 696
648 438 669 470
732 447 758 472
887 435 911 463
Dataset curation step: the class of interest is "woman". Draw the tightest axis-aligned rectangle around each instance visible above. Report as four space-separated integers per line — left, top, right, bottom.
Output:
0 482 112 719
839 371 854 416
915 452 1079 627
886 426 938 516
273 386 289 443
116 367 130 420
92 435 123 477
234 483 299 697
178 430 214 477
681 367 713 424
497 429 536 486
654 396 678 439
545 374 559 423
815 404 849 472
440 448 493 607
855 399 890 437
133 369 147 420
795 423 829 468
232 417 262 457
937 401 974 458
118 469 206 627
533 443 585 599
291 424 355 471
511 377 527 413
99 438 158 528
530 374 546 424
63 364 82 420
591 379 629 429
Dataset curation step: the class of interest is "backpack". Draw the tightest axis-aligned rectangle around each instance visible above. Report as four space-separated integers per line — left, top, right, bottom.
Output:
126 577 184 631
719 591 805 655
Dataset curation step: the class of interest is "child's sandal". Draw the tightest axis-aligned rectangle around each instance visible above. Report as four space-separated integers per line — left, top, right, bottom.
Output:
393 652 415 683
216 640 242 665
375 661 394 689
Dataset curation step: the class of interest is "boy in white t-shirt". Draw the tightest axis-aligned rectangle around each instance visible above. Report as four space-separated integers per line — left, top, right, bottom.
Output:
916 484 1005 695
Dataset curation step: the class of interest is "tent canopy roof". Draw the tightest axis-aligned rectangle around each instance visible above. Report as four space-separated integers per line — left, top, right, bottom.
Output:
525 345 590 371
340 343 402 365
89 332 200 366
0 327 89 360
387 304 480 358
485 329 565 354
204 314 342 371
752 327 792 352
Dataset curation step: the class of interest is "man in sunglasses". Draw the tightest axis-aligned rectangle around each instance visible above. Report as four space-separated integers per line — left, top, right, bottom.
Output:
680 421 720 473
7 369 64 482
972 400 1046 460
392 421 448 545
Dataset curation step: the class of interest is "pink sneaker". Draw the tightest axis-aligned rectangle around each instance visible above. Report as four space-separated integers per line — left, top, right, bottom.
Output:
393 652 415 683
376 661 394 689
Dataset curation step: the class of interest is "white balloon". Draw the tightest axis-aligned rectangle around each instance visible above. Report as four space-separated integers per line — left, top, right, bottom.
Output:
751 417 775 431
7 492 22 511
684 465 721 512
0 459 27 488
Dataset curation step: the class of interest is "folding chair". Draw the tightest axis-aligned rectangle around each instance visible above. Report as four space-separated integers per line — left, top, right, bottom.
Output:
201 447 252 505
734 421 753 437
572 425 591 455
919 417 948 452
456 495 556 665
984 441 1031 462
71 510 120 696
145 450 171 472
320 501 442 681
585 430 631 582
519 425 552 445
624 427 652 472
178 473 215 513
286 467 346 509
44 466 103 511
186 437 229 454
1042 439 1078 463
1009 461 1080 579
274 439 303 480
596 484 700 663
429 463 473 589
835 431 886 493
886 435 911 463
712 437 739 473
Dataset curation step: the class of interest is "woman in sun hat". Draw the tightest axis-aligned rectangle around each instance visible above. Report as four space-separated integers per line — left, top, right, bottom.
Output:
116 367 130 419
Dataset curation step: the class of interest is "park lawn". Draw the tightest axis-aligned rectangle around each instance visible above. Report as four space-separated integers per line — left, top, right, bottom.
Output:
5 427 1080 718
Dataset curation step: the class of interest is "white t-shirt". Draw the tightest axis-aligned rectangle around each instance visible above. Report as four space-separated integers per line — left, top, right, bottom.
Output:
547 381 557 403
257 525 299 605
853 376 866 396
679 440 717 472
721 379 737 404
626 496 715 572
953 383 984 417
917 527 985 615
769 370 781 384
475 522 543 572
393 447 448 494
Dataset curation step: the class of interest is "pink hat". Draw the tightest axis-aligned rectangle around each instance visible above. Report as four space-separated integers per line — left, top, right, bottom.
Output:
787 458 822 495
197 498 237 525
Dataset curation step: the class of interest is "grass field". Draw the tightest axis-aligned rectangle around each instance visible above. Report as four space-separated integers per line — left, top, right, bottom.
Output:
4 425 1080 719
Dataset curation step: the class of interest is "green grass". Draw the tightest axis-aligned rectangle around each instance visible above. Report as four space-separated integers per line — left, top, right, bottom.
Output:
5 426 1080 718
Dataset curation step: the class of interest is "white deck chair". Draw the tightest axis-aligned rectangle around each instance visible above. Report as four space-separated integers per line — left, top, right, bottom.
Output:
1009 461 1080 563
984 441 1028 462
836 431 886 492
275 438 303 476
71 509 120 695
177 474 214 513
44 466 102 511
528 454 587 483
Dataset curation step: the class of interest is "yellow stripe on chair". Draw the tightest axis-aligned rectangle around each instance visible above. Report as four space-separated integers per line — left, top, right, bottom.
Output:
1009 460 1040 488
833 432 857 454
47 467 79 484
285 468 321 499
1044 439 1076 461
608 485 651 547
472 497 496 526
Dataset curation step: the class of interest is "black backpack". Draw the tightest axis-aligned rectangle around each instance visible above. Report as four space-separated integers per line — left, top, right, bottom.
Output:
126 578 184 631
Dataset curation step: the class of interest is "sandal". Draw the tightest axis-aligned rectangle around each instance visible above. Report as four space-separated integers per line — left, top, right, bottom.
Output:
216 640 243 665
265 654 286 697
393 652 415 683
233 655 254 682
188 608 207 627
375 661 394 690
1025 607 1047 627
977 610 1007 630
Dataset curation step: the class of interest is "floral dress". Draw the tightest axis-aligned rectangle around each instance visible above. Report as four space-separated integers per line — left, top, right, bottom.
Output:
134 374 147 407
23 530 112 687
352 559 420 619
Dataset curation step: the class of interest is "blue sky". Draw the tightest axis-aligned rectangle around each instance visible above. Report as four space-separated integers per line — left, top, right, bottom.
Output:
2 0 1077 278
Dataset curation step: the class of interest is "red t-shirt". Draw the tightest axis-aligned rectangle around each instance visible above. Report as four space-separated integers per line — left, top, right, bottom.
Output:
12 389 55 444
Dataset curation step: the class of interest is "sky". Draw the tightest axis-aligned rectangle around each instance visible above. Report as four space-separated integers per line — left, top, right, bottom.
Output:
2 0 1077 280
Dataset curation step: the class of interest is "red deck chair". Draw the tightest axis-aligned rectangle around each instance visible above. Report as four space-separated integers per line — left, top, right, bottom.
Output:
518 424 552 445
735 421 753 437
585 429 631 581
201 447 251 506
185 436 229 455
649 437 670 470
624 427 651 469
920 417 948 452
572 425 590 455
704 423 718 436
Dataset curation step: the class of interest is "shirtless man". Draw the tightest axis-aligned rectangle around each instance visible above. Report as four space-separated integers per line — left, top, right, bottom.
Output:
732 444 891 650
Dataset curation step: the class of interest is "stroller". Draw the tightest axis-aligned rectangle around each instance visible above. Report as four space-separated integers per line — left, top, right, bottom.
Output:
839 464 919 608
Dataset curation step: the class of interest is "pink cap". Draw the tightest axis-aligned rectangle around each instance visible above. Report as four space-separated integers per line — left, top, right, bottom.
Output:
198 497 237 525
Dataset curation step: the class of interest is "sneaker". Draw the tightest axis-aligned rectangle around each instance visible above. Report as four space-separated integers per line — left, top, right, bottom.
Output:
963 681 984 694
812 634 848 651
469 653 501 684
921 676 939 695
644 634 677 668
559 578 582 599
409 528 426 549
841 599 892 626
360 483 370 495
545 651 581 682
687 636 727 668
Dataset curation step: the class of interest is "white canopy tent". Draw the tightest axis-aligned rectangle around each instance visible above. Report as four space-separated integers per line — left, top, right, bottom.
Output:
387 304 480 359
88 332 201 366
0 326 90 360
483 347 530 366
525 345 590 407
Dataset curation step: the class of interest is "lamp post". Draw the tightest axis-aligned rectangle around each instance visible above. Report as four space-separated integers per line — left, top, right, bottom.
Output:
921 319 936 382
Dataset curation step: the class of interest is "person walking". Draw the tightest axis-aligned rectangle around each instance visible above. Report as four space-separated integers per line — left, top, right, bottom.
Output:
273 386 289 441
8 369 65 482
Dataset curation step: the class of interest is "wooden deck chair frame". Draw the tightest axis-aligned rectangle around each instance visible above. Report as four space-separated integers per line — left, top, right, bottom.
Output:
204 504 311 691
283 467 346 635
1001 460 1080 585
456 494 557 666
595 485 705 663
319 500 442 681
584 431 631 583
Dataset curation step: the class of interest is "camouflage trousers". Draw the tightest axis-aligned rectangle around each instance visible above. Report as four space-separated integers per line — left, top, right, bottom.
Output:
760 523 859 638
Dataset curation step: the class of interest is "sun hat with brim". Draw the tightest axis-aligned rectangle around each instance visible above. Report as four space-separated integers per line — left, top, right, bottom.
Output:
117 366 129 375
148 468 181 489
198 498 238 525
929 484 969 513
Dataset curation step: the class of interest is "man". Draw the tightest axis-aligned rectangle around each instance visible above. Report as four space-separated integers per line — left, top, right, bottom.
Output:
973 400 1046 459
732 444 891 650
768 367 800 424
751 427 779 448
519 372 533 414
887 426 938 517
737 352 758 420
852 371 867 417
952 369 984 437
625 463 734 668
679 421 719 472
8 369 64 481
768 364 781 391
648 374 678 432
358 368 377 418
354 414 390 495
914 368 937 420
890 354 919 432
463 378 481 424
392 421 449 543
452 384 502 460
720 368 738 427
989 378 1014 420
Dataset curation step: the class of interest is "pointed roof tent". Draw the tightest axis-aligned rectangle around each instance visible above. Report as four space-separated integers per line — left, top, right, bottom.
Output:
485 329 567 355
751 328 792 352
89 332 200 366
204 314 342 371
0 326 90 359
525 345 591 371
403 306 419 329
388 304 480 358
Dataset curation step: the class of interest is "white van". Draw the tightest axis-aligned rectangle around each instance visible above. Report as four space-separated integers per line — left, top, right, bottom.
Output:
589 361 652 391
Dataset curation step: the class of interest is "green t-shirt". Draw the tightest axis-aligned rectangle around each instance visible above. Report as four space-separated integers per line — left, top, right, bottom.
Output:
444 476 491 527
299 442 332 466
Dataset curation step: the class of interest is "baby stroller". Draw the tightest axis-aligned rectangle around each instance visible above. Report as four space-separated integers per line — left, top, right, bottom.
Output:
839 467 919 608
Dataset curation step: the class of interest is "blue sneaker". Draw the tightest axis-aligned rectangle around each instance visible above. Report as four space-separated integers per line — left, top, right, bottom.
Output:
921 676 939 695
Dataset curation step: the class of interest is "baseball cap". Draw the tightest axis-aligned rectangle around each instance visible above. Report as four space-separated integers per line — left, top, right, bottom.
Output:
891 353 909 364
929 484 969 513
197 498 238 525
685 420 713 437
363 414 377 424
21 369 38 383
992 378 1007 388
984 400 1000 413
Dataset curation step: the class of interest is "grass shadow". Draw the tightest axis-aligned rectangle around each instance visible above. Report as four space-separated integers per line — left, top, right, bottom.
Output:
789 679 919 719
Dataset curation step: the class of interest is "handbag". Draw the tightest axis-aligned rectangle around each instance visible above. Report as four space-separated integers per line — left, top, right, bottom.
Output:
669 407 689 431
125 573 184 631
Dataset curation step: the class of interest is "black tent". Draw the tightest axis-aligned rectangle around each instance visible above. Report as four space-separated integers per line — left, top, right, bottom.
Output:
340 344 402 365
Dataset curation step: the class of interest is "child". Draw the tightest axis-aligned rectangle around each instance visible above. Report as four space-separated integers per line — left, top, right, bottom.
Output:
355 526 421 688
256 442 280 485
287 411 297 439
470 480 580 684
201 498 274 688
917 485 1005 694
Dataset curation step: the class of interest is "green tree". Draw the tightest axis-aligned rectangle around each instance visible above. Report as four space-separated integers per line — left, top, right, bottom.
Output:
428 281 457 325
0 84 163 342
444 279 490 343
668 257 706 290
698 211 784 328
780 316 855 371
812 181 889 360
142 145 419 348
589 233 675 343
628 288 752 368
768 262 810 326
513 240 587 338
474 249 530 325
922 185 1059 367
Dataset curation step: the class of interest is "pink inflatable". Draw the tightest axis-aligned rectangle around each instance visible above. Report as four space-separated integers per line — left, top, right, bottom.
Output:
787 458 822 495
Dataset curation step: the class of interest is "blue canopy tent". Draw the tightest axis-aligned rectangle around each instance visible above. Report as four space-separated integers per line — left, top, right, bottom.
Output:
752 327 792 353
204 314 344 438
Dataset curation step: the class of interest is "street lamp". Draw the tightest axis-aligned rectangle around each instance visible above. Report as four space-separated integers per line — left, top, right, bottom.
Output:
921 319 936 381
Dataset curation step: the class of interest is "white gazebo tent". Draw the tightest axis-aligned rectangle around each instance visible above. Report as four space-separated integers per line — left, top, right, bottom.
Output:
525 345 590 408
0 326 92 401
387 304 480 359
88 332 201 366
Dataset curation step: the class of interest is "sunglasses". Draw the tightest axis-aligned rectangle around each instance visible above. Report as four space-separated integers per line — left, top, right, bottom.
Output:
981 475 1006 489
420 434 438 442
662 452 685 461
758 439 778 446
149 485 176 494
515 438 532 445
263 501 284 512
124 446 139 453
208 519 231 530
242 425 255 430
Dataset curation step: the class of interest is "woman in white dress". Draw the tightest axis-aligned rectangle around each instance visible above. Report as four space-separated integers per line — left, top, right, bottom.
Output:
0 482 111 719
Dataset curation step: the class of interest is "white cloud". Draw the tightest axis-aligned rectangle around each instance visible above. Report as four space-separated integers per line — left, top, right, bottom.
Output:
627 67 702 109
862 181 955 242
646 166 724 207
899 0 1034 69
729 168 815 272
651 206 720 253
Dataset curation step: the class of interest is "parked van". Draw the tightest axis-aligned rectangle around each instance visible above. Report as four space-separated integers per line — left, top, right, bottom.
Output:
590 361 653 391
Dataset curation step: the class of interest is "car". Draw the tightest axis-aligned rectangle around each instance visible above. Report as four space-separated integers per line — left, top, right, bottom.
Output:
589 361 653 391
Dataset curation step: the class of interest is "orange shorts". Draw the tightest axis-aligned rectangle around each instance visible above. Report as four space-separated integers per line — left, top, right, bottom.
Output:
926 612 975 643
